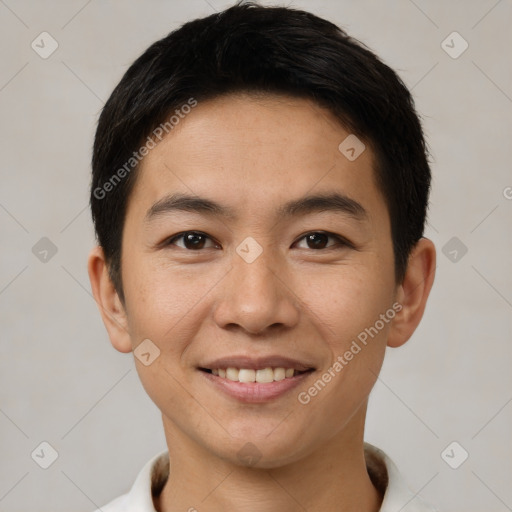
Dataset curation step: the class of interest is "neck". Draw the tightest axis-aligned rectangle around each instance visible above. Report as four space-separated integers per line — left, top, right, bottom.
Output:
155 407 382 512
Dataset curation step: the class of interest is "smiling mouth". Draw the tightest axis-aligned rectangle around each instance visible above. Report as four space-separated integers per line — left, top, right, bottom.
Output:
199 367 314 383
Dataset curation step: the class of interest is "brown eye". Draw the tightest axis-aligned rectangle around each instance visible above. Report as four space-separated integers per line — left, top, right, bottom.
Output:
167 231 218 250
305 232 329 249
294 232 351 250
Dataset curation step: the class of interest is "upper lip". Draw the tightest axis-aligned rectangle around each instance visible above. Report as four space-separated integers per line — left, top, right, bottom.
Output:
199 355 315 372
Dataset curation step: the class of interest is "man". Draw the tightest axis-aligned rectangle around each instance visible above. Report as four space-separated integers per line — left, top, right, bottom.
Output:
88 2 437 510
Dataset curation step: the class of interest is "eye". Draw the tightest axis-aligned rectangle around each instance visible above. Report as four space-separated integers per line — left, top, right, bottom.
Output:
293 231 352 250
164 231 352 251
166 231 219 250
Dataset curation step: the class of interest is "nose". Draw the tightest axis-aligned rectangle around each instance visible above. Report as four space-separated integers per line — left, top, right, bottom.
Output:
212 249 300 336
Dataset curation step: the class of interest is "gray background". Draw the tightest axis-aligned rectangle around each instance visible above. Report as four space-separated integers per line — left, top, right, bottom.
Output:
1 0 511 511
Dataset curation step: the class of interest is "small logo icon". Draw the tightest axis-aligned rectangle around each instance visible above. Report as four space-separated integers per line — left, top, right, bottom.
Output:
441 441 468 469
134 338 161 366
32 237 58 263
237 442 262 466
441 32 468 59
31 32 59 59
338 134 366 161
442 236 468 263
236 237 263 263
31 441 59 469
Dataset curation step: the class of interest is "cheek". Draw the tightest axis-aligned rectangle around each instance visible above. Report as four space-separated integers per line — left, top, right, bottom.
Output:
293 268 393 429
121 253 225 348
121 257 214 416
301 263 395 346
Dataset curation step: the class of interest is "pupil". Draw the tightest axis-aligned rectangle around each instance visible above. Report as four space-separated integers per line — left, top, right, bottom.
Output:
185 232 204 249
308 233 327 249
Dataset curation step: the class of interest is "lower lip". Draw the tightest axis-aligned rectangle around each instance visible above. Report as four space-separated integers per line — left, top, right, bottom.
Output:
198 370 314 403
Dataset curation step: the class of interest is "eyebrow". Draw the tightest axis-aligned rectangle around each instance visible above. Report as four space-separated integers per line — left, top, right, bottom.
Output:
145 191 368 223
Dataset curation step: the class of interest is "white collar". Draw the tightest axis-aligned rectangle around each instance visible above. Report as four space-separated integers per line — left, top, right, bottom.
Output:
97 443 437 512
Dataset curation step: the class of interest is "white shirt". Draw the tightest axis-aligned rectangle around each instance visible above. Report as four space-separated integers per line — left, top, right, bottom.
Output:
94 443 437 512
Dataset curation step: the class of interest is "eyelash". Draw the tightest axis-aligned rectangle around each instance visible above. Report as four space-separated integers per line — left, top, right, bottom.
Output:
165 231 354 251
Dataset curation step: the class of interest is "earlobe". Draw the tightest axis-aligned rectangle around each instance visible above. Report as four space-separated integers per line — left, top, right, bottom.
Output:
87 246 133 353
387 238 436 348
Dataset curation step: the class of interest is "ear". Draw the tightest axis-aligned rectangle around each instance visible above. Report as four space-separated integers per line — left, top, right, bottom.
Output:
87 245 133 353
387 238 436 348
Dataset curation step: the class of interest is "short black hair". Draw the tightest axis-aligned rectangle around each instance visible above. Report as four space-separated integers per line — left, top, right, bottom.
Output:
91 1 431 302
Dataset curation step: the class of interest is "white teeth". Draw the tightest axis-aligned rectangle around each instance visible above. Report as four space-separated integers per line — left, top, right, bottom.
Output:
273 367 286 381
238 369 256 383
256 367 274 383
211 367 303 382
226 367 239 381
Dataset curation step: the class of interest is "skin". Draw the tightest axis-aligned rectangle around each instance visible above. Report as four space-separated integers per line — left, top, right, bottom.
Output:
88 93 436 512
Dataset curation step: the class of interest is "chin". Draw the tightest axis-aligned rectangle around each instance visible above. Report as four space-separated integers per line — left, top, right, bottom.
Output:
209 428 312 469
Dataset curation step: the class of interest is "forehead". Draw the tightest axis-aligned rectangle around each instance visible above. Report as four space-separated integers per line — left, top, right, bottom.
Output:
127 93 387 225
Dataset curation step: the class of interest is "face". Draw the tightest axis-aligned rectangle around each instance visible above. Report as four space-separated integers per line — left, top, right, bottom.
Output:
118 94 398 466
